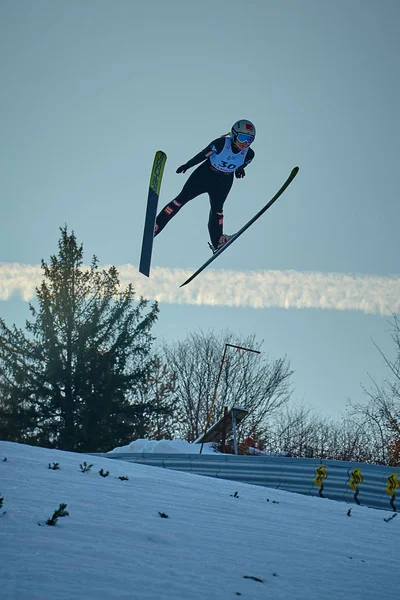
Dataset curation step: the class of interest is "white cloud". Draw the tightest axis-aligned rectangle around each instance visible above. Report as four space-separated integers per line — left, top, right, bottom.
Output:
1 262 399 315
0 263 42 302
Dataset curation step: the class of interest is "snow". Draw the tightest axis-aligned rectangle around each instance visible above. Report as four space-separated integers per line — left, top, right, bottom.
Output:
1 440 399 600
108 438 286 456
108 438 217 454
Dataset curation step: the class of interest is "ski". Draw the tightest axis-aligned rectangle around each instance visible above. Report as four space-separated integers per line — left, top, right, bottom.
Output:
180 166 299 287
139 150 167 277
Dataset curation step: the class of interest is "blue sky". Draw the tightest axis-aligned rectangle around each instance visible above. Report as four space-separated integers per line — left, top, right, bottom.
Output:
1 0 399 419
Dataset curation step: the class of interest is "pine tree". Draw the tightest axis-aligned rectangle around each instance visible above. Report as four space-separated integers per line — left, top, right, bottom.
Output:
0 226 159 451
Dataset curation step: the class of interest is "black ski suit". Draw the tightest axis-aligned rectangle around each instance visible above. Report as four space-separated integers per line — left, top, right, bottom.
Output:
154 137 255 248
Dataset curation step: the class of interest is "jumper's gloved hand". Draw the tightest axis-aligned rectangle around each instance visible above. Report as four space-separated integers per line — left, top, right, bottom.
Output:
235 168 246 179
176 164 188 174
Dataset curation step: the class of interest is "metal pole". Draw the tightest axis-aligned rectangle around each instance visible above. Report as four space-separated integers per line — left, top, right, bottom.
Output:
200 344 228 454
232 409 238 455
221 406 228 454
199 343 261 454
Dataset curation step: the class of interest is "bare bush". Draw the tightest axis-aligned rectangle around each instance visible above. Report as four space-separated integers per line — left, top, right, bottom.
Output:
161 330 293 442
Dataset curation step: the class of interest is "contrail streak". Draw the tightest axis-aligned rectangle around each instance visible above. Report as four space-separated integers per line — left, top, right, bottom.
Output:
1 262 399 315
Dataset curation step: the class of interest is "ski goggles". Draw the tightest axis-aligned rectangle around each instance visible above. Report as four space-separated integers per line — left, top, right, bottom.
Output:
235 133 254 144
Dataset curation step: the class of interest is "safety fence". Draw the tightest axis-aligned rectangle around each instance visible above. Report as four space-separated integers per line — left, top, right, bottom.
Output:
97 452 400 512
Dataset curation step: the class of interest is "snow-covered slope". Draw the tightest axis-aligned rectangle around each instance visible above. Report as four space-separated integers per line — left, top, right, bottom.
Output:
1 440 398 600
107 438 217 454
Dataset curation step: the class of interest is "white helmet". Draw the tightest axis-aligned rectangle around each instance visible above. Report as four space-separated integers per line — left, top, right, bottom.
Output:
231 119 256 145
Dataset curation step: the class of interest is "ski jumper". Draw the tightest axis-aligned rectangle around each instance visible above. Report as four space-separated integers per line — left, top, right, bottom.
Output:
154 136 255 248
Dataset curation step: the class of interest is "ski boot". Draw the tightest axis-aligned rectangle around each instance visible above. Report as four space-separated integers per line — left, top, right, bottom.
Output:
208 234 233 254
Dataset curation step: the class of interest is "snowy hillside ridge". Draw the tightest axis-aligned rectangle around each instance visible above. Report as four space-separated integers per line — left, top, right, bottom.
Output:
107 438 287 456
107 438 219 454
1 441 399 600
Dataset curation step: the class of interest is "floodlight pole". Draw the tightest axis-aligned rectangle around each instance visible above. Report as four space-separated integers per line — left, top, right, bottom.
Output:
232 409 238 455
199 344 228 455
200 343 260 454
